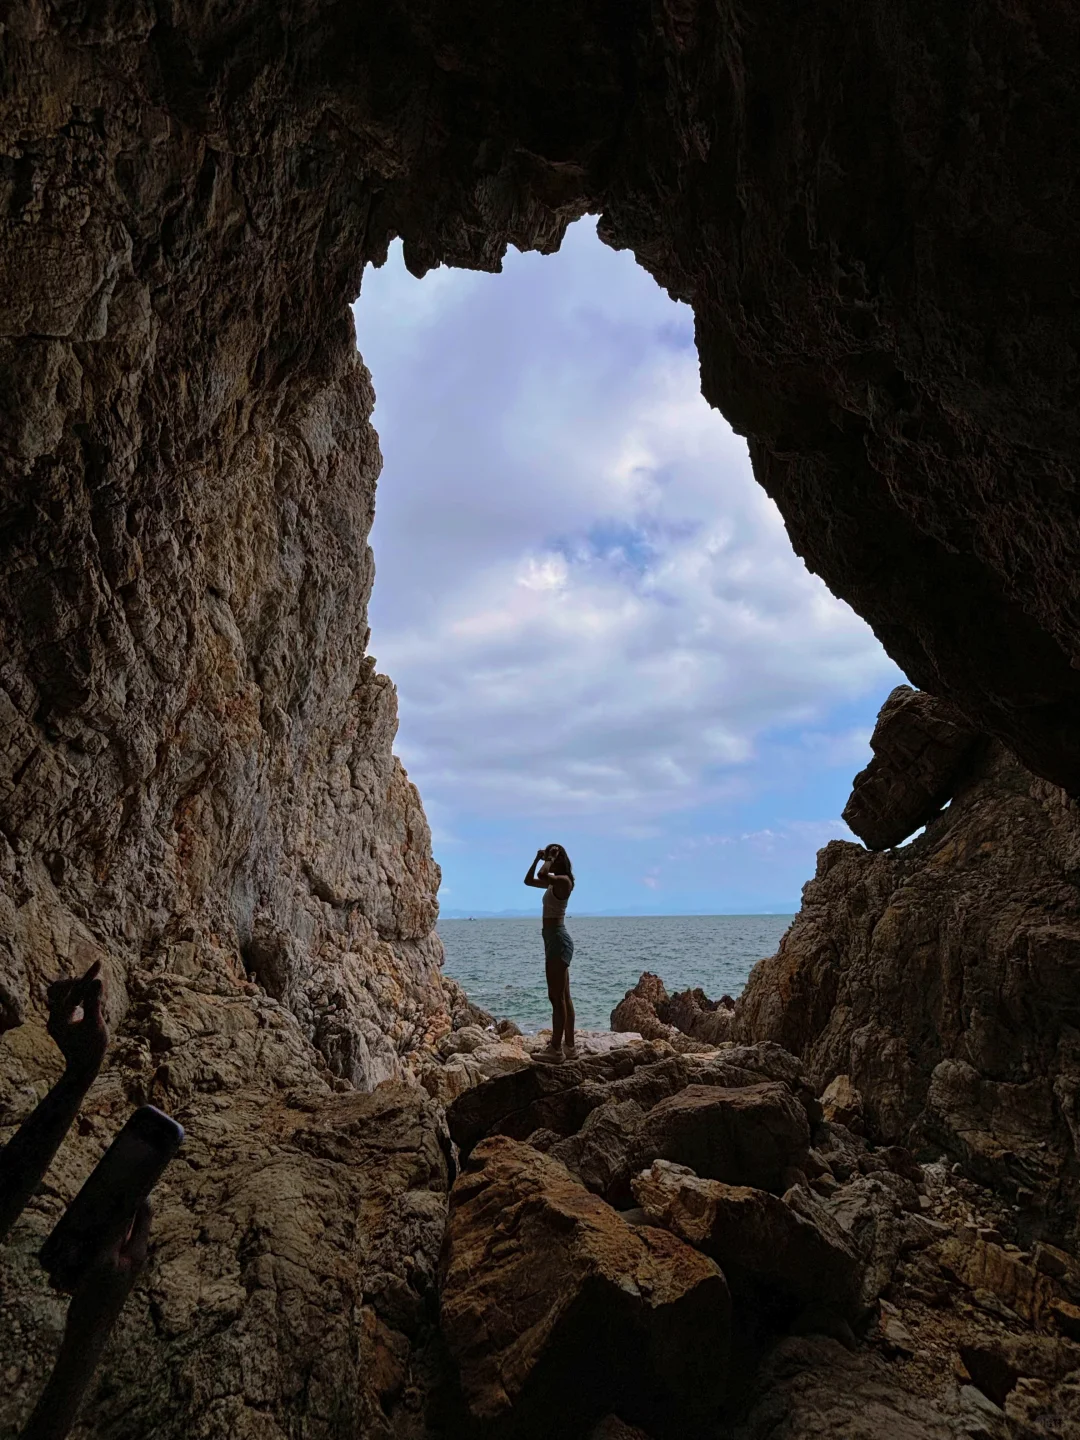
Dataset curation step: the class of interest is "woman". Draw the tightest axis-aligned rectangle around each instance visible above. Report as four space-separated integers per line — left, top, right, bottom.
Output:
524 843 576 1056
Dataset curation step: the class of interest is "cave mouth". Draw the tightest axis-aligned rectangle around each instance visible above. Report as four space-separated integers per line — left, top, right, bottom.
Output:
352 219 904 920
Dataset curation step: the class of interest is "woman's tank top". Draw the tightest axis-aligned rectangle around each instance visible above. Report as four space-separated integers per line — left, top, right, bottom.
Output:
542 881 571 923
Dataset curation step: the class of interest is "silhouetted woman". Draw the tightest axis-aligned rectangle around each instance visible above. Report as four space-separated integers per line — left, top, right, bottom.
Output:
524 843 576 1055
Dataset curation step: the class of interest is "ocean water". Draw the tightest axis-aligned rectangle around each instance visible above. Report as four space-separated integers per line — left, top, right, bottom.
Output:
438 914 795 1034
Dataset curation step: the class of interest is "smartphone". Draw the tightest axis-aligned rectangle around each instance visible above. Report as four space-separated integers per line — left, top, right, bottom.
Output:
39 1105 184 1290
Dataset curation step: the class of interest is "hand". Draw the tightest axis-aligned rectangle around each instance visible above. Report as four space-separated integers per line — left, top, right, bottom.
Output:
66 1199 151 1329
535 849 546 861
20 1201 152 1440
46 961 108 1079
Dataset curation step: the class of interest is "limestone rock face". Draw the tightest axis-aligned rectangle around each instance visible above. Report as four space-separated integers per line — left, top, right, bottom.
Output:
440 1135 731 1437
736 730 1080 1249
5 4 1080 1436
1 993 452 1440
842 686 982 851
4 3 1080 800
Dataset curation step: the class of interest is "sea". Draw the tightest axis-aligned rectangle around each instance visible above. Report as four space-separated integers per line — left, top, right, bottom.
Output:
438 914 795 1034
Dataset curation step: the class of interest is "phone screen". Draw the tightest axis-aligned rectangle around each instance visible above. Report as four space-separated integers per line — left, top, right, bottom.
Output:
40 1105 184 1290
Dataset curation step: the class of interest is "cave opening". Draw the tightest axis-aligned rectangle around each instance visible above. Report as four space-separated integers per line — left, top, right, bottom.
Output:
352 219 904 923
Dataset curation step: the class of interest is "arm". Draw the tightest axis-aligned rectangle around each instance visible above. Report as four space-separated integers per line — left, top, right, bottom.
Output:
524 850 549 888
0 963 108 1244
20 1200 150 1440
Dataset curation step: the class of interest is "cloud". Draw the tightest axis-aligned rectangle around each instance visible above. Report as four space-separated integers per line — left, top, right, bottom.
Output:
355 219 901 843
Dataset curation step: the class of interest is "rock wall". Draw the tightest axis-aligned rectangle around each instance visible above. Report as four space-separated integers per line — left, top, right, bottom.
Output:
736 695 1080 1252
4 2 1080 1436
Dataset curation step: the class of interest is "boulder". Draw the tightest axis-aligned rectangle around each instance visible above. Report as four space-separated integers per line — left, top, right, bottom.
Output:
610 992 676 1042
1004 1376 1080 1439
732 1335 986 1440
447 1045 813 1160
549 1100 646 1202
939 1232 1066 1329
418 1038 532 1106
611 974 735 1047
820 1075 864 1130
814 1122 870 1183
630 1083 811 1193
958 1331 1080 1409
445 1044 663 1155
733 731 1080 1249
841 685 982 850
663 987 735 1046
632 1161 861 1318
816 1174 910 1311
442 1023 491 1054
440 1136 731 1437
589 1419 655 1440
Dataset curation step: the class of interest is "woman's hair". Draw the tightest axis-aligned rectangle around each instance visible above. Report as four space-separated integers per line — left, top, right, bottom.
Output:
546 844 574 885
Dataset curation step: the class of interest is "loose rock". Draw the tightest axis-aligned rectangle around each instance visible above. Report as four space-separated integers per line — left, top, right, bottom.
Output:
440 1136 731 1437
630 1082 811 1194
632 1160 861 1319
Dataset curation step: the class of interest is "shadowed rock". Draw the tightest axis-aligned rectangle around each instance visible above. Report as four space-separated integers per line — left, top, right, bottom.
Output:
735 733 1080 1248
731 1335 994 1440
959 1332 1080 1410
7 7 1080 1434
842 686 982 850
632 1160 862 1319
549 1100 647 1202
447 1043 819 1161
630 1083 811 1194
445 1043 672 1155
440 1136 731 1438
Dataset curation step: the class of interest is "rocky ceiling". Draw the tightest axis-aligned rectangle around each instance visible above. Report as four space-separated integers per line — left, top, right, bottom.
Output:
3 0 1080 791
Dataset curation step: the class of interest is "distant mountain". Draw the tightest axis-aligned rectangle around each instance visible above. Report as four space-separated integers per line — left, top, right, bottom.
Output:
438 906 799 920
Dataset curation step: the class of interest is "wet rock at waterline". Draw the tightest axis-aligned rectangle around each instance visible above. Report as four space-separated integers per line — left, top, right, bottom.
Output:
439 1136 731 1438
611 972 736 1048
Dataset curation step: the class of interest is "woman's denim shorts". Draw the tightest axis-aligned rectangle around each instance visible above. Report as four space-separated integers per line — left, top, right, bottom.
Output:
542 924 574 967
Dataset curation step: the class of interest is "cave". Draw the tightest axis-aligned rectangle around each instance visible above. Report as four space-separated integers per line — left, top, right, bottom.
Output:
2 4 1080 1437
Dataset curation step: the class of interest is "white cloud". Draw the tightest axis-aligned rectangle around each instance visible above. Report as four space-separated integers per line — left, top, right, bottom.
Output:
355 222 901 831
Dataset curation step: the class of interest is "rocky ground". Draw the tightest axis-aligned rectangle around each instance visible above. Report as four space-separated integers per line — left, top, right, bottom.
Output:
430 1029 1080 1439
6 684 1080 1438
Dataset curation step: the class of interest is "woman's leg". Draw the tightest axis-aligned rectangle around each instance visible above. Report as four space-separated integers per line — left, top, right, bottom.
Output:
545 954 566 1048
561 965 575 1051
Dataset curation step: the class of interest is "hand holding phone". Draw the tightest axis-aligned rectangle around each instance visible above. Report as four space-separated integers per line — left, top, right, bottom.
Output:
20 1201 152 1440
39 1105 183 1292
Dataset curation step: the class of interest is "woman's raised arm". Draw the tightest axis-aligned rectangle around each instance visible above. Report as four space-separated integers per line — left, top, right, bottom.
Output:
524 850 548 887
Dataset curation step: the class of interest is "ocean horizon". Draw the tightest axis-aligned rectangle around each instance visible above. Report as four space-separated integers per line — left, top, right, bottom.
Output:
439 912 795 1033
439 907 800 919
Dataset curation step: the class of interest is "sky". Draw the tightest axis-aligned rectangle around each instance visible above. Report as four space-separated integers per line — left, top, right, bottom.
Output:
352 219 906 916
